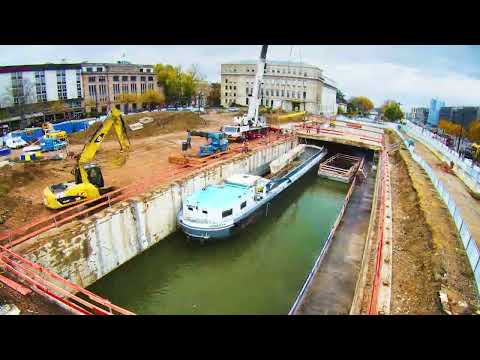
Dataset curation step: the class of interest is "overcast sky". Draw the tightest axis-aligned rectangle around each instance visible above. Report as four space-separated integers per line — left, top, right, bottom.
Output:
1 45 479 111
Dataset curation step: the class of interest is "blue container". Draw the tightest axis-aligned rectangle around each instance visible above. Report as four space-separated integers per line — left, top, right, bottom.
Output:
20 128 44 142
0 148 11 157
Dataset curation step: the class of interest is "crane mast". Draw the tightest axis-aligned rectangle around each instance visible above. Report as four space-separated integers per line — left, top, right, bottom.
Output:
245 45 268 125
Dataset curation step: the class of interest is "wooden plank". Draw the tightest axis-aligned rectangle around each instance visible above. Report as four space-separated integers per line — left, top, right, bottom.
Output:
0 273 32 295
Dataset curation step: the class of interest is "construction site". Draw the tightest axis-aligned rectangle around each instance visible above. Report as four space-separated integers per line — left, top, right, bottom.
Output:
1 45 479 316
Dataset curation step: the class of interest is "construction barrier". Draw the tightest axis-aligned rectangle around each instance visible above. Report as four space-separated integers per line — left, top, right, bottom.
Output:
367 150 389 314
288 172 359 315
405 121 480 191
0 245 135 315
393 128 480 293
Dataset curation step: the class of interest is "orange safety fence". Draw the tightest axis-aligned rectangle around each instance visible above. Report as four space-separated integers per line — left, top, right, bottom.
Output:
0 244 135 315
0 133 295 249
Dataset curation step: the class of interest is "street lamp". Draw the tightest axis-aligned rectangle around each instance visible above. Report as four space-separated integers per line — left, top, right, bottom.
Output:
456 109 465 154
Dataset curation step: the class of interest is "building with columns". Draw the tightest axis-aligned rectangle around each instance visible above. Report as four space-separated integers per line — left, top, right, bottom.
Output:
81 62 160 114
220 60 338 116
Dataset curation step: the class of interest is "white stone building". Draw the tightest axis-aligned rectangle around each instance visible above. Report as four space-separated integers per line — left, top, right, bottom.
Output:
220 60 338 116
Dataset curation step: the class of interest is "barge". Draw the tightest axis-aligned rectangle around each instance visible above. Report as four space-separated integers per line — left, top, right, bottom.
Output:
178 144 327 243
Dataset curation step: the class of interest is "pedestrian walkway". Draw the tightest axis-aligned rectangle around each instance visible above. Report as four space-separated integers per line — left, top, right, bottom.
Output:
401 129 480 250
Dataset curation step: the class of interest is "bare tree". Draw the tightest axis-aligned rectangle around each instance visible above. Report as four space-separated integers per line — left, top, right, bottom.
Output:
1 79 38 128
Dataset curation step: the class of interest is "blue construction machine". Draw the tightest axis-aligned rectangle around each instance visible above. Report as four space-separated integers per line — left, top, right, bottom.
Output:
185 130 229 157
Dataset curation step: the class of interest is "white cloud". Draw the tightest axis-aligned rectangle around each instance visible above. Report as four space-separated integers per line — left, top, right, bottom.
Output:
329 62 480 111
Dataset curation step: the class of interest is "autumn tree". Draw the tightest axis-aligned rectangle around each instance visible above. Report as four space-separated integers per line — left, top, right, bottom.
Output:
118 93 139 112
348 96 374 116
467 120 480 143
47 101 71 121
140 89 165 111
439 118 464 137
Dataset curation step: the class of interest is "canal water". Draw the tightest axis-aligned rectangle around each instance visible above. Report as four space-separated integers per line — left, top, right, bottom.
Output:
89 170 349 314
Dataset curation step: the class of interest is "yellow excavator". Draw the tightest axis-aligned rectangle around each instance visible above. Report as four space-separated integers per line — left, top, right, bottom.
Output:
43 108 130 209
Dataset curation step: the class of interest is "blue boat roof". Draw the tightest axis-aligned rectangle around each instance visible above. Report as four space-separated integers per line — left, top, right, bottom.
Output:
186 183 249 210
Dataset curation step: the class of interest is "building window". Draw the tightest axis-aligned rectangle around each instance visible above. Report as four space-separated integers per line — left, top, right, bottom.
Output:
141 83 146 94
113 76 119 81
281 90 284 97
88 76 96 82
225 92 228 97
122 84 128 93
122 76 128 81
303 91 306 99
88 85 97 97
146 69 152 73
96 67 103 72
130 83 137 93
140 68 144 73
276 90 279 96
148 83 154 90
266 90 269 96
98 76 106 82
130 76 136 81
148 76 154 81
225 78 228 83
86 67 93 72
233 93 236 97
113 84 120 94
141 76 146 82
233 86 236 90
287 91 290 98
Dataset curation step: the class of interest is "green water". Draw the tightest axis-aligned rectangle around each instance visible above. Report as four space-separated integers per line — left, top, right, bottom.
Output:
89 171 348 314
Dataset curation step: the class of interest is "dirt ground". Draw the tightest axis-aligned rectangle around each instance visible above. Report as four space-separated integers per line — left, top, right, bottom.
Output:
0 279 70 315
387 131 478 314
0 112 236 233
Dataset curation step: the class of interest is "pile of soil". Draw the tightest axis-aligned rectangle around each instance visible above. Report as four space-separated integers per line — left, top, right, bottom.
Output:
386 130 479 314
0 163 58 231
69 112 207 145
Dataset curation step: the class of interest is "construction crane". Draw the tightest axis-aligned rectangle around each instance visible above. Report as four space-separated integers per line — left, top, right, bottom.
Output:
43 108 130 209
222 45 269 142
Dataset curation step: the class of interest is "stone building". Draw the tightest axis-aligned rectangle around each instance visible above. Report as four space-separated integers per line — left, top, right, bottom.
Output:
81 62 160 114
220 60 338 116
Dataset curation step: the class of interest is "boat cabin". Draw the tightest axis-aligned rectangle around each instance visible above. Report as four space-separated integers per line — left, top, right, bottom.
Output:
182 174 270 226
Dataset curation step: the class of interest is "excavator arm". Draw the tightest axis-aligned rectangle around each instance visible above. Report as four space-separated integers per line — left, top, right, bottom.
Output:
77 107 130 184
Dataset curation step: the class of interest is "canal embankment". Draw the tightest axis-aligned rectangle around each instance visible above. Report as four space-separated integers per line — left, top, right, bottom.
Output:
293 157 377 314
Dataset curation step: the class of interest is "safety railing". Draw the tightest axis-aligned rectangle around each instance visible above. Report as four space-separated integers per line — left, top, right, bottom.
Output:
0 244 135 315
393 128 480 292
288 169 359 315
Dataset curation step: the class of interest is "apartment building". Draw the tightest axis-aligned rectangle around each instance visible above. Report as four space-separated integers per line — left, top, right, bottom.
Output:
438 106 480 128
220 60 338 116
81 62 160 114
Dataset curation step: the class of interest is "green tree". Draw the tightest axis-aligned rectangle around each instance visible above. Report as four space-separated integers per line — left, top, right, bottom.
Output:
48 101 71 121
336 89 346 104
381 100 404 122
154 63 204 104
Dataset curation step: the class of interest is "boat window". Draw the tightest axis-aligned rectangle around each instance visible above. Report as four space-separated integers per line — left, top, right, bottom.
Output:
202 210 208 214
222 209 233 218
188 206 194 211
240 201 247 209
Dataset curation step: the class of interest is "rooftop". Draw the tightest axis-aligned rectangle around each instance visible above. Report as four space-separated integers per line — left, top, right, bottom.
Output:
0 63 82 74
185 183 250 210
225 60 320 69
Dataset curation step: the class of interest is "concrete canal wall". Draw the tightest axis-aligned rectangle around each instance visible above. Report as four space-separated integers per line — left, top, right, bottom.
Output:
13 138 298 289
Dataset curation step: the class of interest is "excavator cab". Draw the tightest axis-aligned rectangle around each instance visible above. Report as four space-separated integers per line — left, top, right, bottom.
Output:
74 164 104 188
